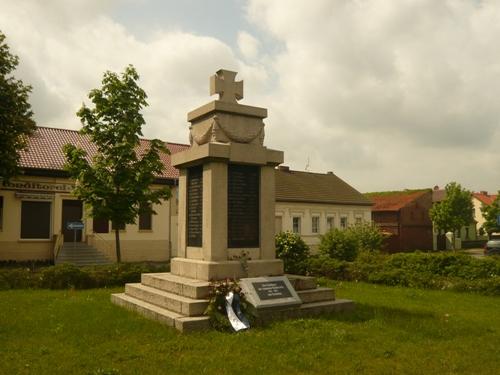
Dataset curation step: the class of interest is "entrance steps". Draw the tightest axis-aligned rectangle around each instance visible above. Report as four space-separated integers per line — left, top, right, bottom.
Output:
111 273 354 332
56 243 112 266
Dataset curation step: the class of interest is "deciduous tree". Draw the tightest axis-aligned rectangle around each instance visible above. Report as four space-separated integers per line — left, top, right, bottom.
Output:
0 31 36 181
64 65 171 262
429 182 474 249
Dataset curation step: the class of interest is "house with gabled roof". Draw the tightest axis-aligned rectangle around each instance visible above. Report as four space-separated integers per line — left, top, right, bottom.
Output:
366 190 433 252
0 126 188 263
472 191 499 237
275 166 372 251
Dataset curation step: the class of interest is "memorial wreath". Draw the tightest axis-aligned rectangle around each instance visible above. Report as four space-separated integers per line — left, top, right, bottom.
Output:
204 278 256 332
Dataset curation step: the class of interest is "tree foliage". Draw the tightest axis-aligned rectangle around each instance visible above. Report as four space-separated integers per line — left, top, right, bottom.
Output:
429 182 474 246
0 31 36 181
480 192 500 238
275 231 310 274
64 65 171 262
319 223 386 261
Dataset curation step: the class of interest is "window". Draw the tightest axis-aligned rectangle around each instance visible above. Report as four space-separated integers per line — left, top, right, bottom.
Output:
312 216 319 233
292 217 301 234
139 205 153 230
465 227 470 240
355 217 362 225
0 196 3 230
21 201 51 239
93 217 109 233
326 216 334 231
340 216 348 229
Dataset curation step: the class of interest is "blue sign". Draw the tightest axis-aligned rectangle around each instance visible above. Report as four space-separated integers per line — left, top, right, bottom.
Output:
67 221 84 230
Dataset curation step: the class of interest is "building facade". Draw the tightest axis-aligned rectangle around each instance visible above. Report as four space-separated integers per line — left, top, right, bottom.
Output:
368 190 433 252
0 127 187 262
275 167 372 252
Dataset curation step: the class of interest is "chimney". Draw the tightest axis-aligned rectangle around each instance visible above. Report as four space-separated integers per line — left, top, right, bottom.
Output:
327 171 334 175
278 165 290 172
480 191 488 195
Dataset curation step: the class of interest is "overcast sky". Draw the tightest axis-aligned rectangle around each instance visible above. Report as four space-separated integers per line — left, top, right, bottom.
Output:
1 0 499 193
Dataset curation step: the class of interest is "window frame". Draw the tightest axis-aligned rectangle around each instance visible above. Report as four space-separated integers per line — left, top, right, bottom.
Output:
292 216 301 234
311 215 320 234
20 199 52 240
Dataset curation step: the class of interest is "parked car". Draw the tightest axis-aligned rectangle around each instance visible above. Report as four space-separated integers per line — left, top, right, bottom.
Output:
484 240 500 256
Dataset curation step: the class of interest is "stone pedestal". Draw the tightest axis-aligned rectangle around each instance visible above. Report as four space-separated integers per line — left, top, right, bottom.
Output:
171 69 285 281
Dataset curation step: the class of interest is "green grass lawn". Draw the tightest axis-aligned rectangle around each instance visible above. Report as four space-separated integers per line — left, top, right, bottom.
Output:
1 282 499 375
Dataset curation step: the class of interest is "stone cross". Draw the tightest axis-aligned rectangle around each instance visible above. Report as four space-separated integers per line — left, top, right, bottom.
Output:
210 69 243 103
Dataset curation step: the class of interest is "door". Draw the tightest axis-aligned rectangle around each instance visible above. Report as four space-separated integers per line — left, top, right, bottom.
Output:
62 200 83 242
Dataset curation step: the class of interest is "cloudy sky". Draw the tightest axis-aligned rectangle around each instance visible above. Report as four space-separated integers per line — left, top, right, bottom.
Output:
1 0 500 193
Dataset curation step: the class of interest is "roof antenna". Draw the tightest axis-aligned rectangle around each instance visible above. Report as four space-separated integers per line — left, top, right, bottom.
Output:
305 156 310 172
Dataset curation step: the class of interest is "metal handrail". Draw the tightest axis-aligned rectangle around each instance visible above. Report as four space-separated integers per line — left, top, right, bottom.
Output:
53 231 64 261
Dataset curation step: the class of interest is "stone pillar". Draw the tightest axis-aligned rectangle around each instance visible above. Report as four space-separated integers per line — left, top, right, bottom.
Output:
171 69 284 281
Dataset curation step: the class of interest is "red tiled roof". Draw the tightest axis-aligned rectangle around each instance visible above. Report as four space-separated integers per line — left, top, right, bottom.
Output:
19 127 189 179
473 192 498 206
367 190 430 211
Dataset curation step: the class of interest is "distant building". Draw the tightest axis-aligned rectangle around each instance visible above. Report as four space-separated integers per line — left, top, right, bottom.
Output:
367 190 433 252
472 191 498 237
275 166 372 252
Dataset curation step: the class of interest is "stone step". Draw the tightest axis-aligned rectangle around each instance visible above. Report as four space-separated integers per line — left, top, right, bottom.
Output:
141 273 210 299
111 293 210 333
125 283 209 316
286 274 317 291
297 287 335 304
57 255 109 260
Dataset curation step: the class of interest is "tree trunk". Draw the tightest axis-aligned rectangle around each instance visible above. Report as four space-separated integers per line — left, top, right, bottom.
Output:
115 228 121 263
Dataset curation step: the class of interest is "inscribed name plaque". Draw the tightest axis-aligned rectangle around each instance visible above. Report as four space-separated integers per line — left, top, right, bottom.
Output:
240 276 302 310
228 164 260 248
187 165 203 247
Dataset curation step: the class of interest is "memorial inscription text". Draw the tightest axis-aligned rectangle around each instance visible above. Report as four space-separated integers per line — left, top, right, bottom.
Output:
187 165 203 247
228 164 260 248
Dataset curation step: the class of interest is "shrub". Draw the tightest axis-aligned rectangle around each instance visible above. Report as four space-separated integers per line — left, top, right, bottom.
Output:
306 250 500 295
275 231 310 274
349 223 386 253
0 268 38 290
307 255 349 279
39 264 93 289
319 228 358 261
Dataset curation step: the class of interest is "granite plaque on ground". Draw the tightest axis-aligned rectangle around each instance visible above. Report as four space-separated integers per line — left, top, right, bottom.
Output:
240 276 302 310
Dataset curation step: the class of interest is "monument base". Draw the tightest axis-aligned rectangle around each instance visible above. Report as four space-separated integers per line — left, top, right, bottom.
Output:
170 257 284 281
111 272 355 333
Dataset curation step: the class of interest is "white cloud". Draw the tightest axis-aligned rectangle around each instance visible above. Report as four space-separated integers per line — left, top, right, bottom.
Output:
247 0 500 192
1 0 500 193
0 0 266 145
237 31 260 60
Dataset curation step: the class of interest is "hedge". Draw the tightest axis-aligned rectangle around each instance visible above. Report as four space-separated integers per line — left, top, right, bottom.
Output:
0 262 169 290
307 252 500 295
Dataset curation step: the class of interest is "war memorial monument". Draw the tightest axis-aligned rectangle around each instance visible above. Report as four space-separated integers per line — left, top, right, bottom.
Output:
111 69 354 332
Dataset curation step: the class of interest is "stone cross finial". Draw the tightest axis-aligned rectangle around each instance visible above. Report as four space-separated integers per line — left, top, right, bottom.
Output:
210 69 243 103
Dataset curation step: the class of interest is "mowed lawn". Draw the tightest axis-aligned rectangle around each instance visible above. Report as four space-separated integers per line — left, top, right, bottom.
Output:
1 282 499 375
